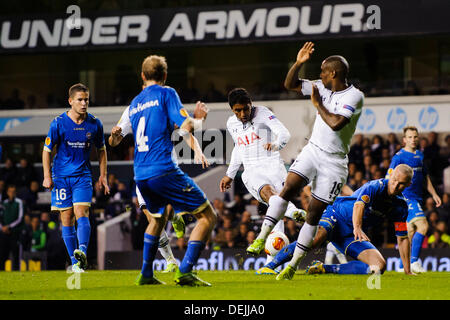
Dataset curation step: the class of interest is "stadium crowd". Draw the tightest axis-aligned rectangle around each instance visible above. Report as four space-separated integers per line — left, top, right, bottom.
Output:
0 132 449 270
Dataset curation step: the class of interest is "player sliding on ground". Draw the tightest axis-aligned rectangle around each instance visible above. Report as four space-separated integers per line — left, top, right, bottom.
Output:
219 88 306 270
111 55 216 286
246 42 365 279
42 83 110 273
256 164 416 277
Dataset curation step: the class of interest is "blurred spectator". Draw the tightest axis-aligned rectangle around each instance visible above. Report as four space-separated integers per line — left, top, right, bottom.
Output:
4 89 24 109
246 230 256 246
93 180 110 210
427 211 439 236
223 230 236 249
428 221 450 248
424 196 435 213
349 134 364 168
387 133 401 157
424 132 442 185
234 223 250 248
30 216 46 252
21 214 32 251
17 180 40 213
0 158 17 186
227 193 247 219
240 210 257 233
175 237 186 251
440 134 450 168
15 158 38 192
40 212 51 233
371 135 384 164
362 155 373 180
0 185 24 270
419 137 428 152
214 216 237 247
0 180 5 202
45 218 67 270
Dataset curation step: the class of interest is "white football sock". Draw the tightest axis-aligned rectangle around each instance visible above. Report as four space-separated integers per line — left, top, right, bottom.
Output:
288 222 317 269
257 195 288 241
158 230 177 265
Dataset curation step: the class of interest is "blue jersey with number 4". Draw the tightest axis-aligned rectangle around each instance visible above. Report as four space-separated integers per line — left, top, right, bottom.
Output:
124 85 189 181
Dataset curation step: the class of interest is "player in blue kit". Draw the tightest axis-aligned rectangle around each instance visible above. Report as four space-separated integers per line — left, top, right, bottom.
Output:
387 126 441 273
109 55 216 286
260 164 415 278
42 83 110 273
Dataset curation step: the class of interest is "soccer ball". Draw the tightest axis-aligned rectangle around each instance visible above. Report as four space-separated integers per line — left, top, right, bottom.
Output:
264 231 289 256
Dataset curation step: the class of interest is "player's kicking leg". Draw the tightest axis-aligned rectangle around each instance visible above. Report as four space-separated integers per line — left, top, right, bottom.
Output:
247 175 308 256
174 204 216 287
408 218 427 273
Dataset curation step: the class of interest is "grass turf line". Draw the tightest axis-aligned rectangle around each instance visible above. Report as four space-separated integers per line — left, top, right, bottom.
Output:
0 270 449 300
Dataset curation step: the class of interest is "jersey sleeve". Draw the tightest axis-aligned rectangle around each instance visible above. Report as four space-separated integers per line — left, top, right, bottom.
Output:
226 146 242 179
258 107 290 150
43 118 60 152
355 180 382 207
335 91 364 120
116 106 133 136
164 87 189 128
94 118 106 150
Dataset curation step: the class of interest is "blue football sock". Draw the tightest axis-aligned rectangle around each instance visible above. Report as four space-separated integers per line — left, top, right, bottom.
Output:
323 260 370 274
411 232 425 264
179 241 205 274
62 226 78 265
76 216 91 255
141 233 160 278
266 242 296 270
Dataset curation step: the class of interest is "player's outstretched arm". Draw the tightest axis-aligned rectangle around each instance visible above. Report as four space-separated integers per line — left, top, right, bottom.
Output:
219 176 233 192
97 148 110 195
284 42 315 93
352 201 370 242
397 236 415 275
426 175 442 207
183 133 209 169
42 148 53 190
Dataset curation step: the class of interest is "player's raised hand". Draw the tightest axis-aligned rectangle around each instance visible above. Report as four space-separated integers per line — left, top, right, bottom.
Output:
311 83 322 108
42 176 54 190
219 176 233 192
353 227 370 242
296 42 315 64
193 101 209 120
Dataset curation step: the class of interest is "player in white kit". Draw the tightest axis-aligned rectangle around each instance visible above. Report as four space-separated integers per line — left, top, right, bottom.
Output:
219 88 306 270
246 42 364 281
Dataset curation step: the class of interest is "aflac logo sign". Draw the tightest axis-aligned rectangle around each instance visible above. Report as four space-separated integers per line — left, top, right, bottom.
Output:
357 108 376 132
419 106 439 130
387 107 407 131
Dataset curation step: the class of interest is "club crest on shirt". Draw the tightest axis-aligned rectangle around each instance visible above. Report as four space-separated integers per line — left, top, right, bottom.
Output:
180 108 189 118
45 137 51 146
361 195 370 203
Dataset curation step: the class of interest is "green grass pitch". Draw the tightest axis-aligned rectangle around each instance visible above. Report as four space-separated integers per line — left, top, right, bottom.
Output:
1 270 449 300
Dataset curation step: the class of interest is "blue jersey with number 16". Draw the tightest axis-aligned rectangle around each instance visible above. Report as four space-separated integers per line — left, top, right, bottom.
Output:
125 84 189 181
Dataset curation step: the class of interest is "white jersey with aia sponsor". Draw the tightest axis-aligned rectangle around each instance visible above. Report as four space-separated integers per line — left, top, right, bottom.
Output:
225 106 290 179
301 80 364 155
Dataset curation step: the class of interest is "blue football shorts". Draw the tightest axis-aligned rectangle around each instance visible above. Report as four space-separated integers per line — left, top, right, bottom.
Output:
51 175 93 211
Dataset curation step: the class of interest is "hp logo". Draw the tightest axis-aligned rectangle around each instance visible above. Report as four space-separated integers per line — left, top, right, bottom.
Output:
357 108 376 132
419 106 438 130
387 107 407 131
